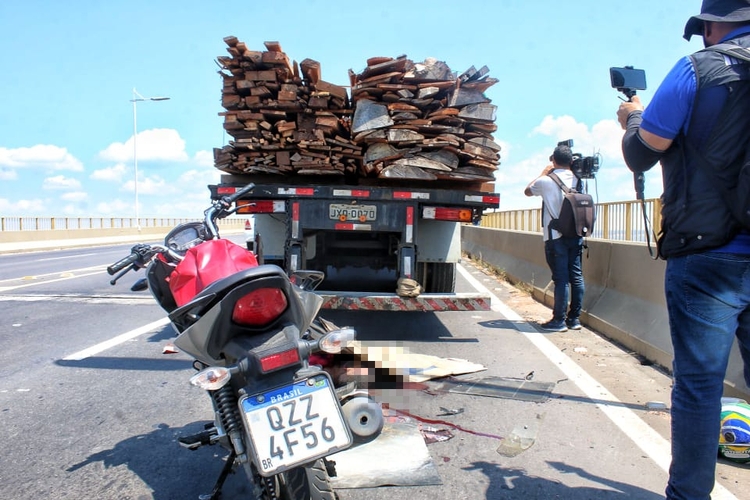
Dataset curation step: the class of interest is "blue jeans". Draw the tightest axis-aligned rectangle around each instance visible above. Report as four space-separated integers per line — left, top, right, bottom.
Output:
664 252 750 500
544 236 584 323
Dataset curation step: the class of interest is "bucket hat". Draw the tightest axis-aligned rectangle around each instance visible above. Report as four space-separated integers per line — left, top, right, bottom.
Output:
684 0 750 40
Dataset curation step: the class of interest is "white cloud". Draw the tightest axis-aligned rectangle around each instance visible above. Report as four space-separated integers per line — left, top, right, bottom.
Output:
122 175 179 197
61 191 88 202
99 128 190 163
193 150 214 167
0 198 48 215
91 163 128 182
0 168 17 180
0 145 84 172
177 167 221 187
43 175 82 190
96 199 132 215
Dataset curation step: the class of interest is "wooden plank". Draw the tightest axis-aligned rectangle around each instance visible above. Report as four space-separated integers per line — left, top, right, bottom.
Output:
300 58 322 84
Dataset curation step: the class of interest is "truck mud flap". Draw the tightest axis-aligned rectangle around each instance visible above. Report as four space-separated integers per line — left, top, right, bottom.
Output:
317 293 491 311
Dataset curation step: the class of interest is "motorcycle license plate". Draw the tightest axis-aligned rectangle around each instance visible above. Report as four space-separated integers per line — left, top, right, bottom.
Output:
329 203 377 221
240 374 352 476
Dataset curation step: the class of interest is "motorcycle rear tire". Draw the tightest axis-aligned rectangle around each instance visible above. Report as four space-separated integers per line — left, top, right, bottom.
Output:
279 459 337 500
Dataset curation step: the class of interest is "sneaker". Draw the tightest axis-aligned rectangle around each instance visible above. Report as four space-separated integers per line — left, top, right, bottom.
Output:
566 318 582 330
540 320 568 332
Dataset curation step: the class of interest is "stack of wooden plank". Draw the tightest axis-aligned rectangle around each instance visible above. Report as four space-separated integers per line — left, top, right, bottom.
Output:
212 37 501 187
213 37 361 177
349 56 501 183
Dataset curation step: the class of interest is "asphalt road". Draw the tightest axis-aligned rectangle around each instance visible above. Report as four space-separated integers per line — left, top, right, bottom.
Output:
0 243 745 500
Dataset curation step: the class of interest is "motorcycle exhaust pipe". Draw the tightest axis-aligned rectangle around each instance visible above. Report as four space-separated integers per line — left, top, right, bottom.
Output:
341 396 384 443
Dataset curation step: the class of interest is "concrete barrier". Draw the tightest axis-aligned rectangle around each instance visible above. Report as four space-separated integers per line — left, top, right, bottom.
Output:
462 225 750 400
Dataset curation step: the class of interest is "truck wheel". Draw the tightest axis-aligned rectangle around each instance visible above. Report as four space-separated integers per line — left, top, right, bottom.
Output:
427 263 456 293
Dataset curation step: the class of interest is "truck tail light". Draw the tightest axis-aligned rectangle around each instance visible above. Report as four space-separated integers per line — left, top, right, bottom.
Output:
258 345 301 373
237 200 284 214
422 207 473 222
232 288 288 326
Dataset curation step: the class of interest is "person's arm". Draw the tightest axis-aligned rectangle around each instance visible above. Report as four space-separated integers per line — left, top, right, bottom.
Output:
524 164 555 196
618 99 672 172
616 57 695 173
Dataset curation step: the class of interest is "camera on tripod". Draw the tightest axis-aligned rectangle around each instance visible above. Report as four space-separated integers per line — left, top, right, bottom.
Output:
557 139 600 179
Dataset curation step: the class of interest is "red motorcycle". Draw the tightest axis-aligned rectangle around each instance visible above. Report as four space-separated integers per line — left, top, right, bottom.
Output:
107 183 382 500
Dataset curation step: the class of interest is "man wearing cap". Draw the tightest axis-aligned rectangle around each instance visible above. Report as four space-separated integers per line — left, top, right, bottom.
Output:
616 1 750 498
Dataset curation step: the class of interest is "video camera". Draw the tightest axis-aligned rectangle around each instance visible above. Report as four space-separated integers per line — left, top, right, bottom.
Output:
557 139 600 180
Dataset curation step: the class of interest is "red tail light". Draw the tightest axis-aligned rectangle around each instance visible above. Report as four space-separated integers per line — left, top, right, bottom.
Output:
259 347 301 372
232 288 288 326
236 200 284 214
423 207 473 222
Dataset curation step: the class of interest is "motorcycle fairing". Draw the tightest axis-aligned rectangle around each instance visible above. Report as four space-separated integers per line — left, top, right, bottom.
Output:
172 266 309 365
169 239 258 307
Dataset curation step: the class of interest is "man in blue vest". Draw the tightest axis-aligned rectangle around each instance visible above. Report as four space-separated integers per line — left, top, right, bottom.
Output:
617 1 750 498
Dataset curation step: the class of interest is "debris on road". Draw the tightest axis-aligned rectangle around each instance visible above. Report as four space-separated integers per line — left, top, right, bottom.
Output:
436 406 465 416
497 413 545 457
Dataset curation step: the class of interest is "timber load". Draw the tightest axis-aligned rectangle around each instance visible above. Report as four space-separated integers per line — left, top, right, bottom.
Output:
213 36 501 188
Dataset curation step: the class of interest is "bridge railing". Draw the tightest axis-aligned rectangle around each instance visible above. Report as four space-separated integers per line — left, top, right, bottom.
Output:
0 216 245 232
480 198 662 243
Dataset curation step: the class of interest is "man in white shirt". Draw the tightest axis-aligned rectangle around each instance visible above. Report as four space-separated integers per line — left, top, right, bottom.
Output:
524 144 585 332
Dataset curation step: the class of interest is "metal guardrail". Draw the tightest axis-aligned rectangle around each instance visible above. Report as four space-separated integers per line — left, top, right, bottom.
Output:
0 216 246 232
480 198 662 243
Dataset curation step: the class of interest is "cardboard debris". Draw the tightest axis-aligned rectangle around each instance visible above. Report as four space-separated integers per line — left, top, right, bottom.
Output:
346 341 486 383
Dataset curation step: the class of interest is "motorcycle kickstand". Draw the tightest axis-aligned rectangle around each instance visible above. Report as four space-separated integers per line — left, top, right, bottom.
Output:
199 449 236 500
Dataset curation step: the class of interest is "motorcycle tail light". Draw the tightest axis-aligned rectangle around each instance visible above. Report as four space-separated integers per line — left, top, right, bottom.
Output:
190 367 231 391
232 288 288 327
259 347 301 373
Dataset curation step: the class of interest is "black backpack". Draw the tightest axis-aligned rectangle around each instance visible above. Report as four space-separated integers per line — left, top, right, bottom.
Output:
547 172 596 238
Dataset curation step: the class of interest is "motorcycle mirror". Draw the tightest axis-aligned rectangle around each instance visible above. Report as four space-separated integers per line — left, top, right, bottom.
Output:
131 278 149 292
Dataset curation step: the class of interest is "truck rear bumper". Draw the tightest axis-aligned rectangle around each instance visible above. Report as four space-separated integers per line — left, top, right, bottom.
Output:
317 292 491 311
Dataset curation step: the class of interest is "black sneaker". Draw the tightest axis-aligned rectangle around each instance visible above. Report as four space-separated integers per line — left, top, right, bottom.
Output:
540 320 568 332
566 319 582 330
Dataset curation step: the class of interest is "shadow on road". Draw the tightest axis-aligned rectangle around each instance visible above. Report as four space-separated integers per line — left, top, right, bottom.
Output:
55 356 192 371
463 460 663 499
321 310 478 343
65 421 252 500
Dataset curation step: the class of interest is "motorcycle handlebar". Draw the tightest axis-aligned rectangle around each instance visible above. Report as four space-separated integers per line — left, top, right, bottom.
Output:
226 182 255 204
107 252 140 275
204 182 255 239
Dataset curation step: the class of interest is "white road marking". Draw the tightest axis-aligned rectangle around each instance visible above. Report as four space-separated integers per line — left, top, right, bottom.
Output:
36 253 97 262
0 293 153 305
0 267 106 292
62 317 172 361
457 263 738 500
0 265 105 283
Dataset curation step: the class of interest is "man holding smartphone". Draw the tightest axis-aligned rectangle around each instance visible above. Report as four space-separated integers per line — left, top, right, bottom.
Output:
616 1 750 498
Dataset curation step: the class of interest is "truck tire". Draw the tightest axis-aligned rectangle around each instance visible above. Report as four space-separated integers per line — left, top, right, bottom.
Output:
426 262 456 293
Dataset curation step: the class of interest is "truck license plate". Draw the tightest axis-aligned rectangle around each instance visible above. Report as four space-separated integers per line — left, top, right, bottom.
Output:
329 203 377 221
240 374 352 476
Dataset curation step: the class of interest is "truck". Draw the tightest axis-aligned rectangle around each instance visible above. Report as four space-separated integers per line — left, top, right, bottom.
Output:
209 175 498 311
210 37 501 310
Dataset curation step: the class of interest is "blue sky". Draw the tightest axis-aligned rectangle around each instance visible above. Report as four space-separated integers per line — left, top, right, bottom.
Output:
0 0 705 217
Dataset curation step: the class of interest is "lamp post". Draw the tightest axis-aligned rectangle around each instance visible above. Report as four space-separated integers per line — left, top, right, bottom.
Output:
131 88 170 231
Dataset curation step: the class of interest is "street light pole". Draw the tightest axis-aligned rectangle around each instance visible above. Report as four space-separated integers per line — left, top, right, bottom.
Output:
130 88 170 231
